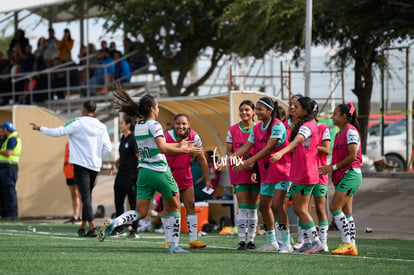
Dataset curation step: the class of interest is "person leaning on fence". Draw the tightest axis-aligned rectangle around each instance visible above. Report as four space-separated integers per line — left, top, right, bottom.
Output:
30 100 112 237
0 122 21 220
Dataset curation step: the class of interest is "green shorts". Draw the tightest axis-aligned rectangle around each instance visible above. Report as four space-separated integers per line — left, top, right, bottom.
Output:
289 183 315 196
136 167 179 200
312 183 328 198
233 183 260 194
335 168 362 197
260 180 290 196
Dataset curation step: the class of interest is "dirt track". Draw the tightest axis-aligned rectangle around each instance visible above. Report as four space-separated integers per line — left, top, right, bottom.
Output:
93 173 414 240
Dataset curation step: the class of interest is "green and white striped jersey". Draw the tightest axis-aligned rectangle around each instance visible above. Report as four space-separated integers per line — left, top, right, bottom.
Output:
135 119 168 172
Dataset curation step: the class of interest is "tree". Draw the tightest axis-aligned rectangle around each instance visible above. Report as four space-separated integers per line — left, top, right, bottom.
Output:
93 0 234 97
219 0 414 153
312 0 414 153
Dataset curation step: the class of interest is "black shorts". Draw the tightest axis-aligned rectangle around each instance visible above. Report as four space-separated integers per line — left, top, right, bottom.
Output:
66 178 75 186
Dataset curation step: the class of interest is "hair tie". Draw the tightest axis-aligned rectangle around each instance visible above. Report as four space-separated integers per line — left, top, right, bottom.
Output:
258 99 274 110
347 102 355 116
313 103 318 112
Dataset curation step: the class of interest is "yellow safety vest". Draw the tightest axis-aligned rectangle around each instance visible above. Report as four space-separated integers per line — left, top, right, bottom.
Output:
0 131 22 163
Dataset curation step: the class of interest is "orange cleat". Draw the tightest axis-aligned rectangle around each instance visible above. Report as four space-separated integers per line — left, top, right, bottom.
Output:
189 239 207 249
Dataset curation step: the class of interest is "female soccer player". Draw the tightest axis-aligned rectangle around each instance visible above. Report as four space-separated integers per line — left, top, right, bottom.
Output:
271 96 322 254
318 103 362 256
232 97 292 253
314 122 331 251
98 86 202 253
226 100 259 250
163 113 211 249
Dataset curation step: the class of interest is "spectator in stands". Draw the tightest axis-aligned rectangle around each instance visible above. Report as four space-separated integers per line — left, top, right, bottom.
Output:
108 41 117 57
123 38 149 73
44 28 59 67
58 28 74 62
51 58 66 99
62 51 80 89
113 51 131 83
17 44 34 74
89 50 115 95
8 29 29 54
100 40 108 52
31 50 48 103
0 52 12 105
37 37 47 58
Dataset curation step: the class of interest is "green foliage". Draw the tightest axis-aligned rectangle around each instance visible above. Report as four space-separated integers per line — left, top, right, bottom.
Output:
94 0 234 96
217 0 306 59
0 35 13 56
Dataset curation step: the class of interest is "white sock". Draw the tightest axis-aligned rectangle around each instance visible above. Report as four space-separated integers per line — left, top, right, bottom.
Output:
247 209 258 243
275 224 283 245
334 211 351 243
304 226 319 244
319 224 329 243
187 214 198 242
169 213 181 248
347 215 356 245
237 208 248 242
296 226 304 243
112 210 138 228
161 216 170 243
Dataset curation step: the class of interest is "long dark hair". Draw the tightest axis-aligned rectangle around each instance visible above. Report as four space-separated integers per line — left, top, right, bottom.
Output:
257 97 281 137
124 116 135 132
337 103 360 132
113 85 156 120
173 113 191 138
289 97 318 142
239 99 255 122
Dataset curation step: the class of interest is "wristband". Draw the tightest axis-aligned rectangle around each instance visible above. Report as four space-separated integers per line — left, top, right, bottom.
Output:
332 164 337 171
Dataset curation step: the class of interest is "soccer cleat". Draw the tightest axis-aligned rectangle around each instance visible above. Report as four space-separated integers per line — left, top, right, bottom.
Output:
168 246 189 253
127 230 140 239
98 219 114 242
293 240 304 250
279 244 293 254
110 230 126 237
332 242 358 255
86 229 98 237
237 241 246 250
321 241 329 252
295 240 323 254
77 228 86 237
164 242 171 249
189 239 207 249
246 241 257 250
255 242 278 252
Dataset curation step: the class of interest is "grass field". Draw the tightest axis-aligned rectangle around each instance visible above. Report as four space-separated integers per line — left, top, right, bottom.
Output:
0 221 413 274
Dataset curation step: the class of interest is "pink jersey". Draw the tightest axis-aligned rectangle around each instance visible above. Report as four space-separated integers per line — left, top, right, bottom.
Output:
317 124 331 186
165 129 198 190
289 120 319 185
331 124 362 186
227 123 256 185
252 119 291 183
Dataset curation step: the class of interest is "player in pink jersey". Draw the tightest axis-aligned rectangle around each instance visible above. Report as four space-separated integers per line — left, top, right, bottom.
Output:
313 122 331 252
163 114 211 249
226 100 259 250
232 97 292 253
271 96 322 254
318 103 362 256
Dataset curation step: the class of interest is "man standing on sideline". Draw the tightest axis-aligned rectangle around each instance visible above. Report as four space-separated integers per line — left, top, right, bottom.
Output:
30 101 111 237
0 122 21 220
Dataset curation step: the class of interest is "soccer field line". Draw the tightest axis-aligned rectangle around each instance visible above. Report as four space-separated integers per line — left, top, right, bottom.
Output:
0 229 413 263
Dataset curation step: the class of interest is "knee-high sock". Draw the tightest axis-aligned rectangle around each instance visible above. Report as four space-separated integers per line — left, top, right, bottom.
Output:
187 213 198 242
169 211 181 248
297 221 304 243
237 208 248 242
346 214 356 245
112 210 139 228
318 220 329 243
161 216 171 243
247 208 258 243
333 210 351 243
302 221 319 244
